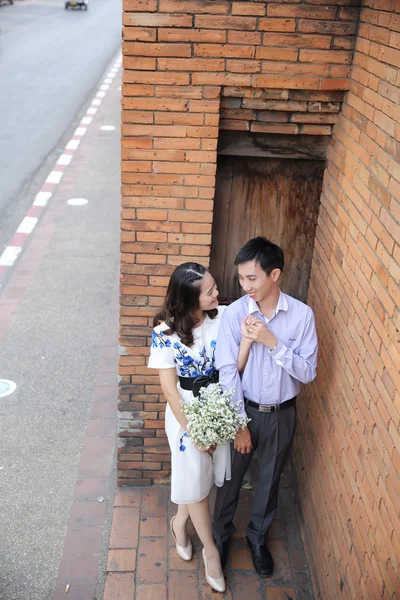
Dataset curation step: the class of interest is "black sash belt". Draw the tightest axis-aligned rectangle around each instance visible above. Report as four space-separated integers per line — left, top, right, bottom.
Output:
179 370 219 397
245 397 296 413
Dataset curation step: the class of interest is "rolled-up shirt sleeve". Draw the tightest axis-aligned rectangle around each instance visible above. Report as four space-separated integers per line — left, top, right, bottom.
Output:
270 308 318 384
215 310 247 418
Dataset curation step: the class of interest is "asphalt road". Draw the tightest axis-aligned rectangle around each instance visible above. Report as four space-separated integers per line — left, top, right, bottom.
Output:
0 0 121 250
0 1 121 598
0 69 121 600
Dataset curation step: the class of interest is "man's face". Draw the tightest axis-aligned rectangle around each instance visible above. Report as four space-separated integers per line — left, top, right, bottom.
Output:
237 260 280 304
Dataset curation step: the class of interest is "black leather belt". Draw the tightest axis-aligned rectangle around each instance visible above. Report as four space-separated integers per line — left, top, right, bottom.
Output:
179 370 219 397
245 397 296 413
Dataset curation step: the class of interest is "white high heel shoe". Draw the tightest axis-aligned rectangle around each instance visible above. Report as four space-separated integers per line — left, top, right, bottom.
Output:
202 548 226 593
170 516 193 561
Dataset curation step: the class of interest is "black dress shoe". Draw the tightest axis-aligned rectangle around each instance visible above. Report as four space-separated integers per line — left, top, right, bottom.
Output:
214 537 230 570
246 537 273 577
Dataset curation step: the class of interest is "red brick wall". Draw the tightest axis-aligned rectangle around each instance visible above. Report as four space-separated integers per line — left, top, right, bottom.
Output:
293 1 400 597
219 87 343 136
119 0 361 486
119 1 400 594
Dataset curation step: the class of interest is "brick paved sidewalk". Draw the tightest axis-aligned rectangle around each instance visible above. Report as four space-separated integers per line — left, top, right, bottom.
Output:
103 467 314 600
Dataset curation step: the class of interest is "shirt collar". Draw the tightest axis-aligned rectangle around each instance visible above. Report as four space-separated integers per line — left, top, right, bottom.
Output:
247 290 288 318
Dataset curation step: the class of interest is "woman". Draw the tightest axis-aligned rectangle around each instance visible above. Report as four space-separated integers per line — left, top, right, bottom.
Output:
148 263 248 593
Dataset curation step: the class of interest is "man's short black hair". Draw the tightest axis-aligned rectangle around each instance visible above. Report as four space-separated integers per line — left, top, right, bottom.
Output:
234 237 284 276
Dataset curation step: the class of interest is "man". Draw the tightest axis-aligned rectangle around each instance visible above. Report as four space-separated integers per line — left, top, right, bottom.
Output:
213 237 318 577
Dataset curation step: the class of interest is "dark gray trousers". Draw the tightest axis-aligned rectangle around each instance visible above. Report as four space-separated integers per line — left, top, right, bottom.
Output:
213 401 297 545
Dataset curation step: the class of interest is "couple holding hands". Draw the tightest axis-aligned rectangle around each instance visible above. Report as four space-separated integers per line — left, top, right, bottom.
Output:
148 237 318 593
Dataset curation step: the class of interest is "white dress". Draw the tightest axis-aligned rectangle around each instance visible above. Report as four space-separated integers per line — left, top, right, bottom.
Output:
147 306 231 504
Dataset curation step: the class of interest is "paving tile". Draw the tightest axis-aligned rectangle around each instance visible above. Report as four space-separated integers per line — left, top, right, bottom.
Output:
200 582 233 600
137 538 168 583
141 487 169 517
268 541 293 584
167 514 197 548
62 526 103 555
168 571 200 600
56 553 100 586
230 546 254 570
92 386 116 402
114 487 142 507
90 401 117 418
266 588 297 600
238 489 254 507
81 435 115 455
186 519 197 538
232 507 251 541
229 570 264 600
140 516 167 537
168 548 199 570
109 507 140 549
101 345 118 359
53 584 96 599
67 499 107 529
103 474 313 599
135 584 168 600
269 518 287 541
107 549 137 572
78 451 114 478
289 549 307 572
72 477 110 501
86 417 117 437
293 571 314 600
103 573 135 600
95 371 117 386
98 358 119 373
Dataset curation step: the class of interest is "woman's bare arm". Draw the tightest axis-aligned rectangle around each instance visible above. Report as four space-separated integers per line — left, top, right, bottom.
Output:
238 317 254 374
159 368 216 453
238 339 253 374
158 368 188 430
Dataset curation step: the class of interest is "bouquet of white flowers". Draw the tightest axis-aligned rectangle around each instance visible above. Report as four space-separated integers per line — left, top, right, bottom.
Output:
181 383 250 450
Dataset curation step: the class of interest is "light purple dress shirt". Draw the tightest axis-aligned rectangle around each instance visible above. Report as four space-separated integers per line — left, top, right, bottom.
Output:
215 292 318 417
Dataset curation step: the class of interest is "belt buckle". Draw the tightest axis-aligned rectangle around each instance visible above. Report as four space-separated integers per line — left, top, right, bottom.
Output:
259 404 278 413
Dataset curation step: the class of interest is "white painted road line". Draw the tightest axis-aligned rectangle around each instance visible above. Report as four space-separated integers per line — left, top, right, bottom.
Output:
66 139 80 150
0 246 22 267
0 52 121 285
46 171 63 184
17 217 38 234
57 154 73 166
33 192 52 207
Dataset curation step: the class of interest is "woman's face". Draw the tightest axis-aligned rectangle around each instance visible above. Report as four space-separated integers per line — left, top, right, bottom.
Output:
198 271 219 312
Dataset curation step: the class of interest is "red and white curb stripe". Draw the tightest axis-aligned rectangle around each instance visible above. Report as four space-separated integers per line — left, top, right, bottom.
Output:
0 53 122 288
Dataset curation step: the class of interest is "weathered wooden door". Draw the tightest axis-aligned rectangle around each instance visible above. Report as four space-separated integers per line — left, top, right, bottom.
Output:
209 156 324 303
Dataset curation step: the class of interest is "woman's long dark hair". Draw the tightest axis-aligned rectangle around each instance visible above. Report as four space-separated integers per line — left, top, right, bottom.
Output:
154 262 217 347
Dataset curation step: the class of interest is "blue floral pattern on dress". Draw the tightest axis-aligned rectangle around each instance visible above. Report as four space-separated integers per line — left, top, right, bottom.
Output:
150 316 222 379
172 339 217 377
151 330 172 348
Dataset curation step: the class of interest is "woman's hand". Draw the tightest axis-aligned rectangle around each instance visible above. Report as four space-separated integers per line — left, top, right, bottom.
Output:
195 443 217 455
242 317 278 350
240 317 255 344
158 369 189 430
